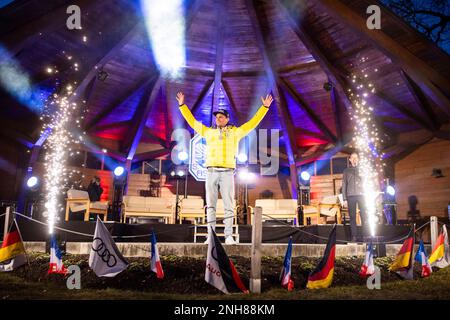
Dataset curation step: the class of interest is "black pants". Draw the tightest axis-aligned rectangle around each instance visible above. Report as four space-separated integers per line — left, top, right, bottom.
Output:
347 195 368 239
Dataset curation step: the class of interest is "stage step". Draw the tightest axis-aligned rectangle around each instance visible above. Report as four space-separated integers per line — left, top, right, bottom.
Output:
194 224 240 243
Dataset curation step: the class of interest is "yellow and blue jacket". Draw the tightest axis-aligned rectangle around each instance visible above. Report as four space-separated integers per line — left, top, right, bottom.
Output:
179 104 269 169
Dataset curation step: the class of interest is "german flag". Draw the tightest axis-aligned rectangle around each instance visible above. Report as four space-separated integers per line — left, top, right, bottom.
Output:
429 232 445 264
307 225 336 289
389 227 414 279
429 225 449 268
0 221 26 263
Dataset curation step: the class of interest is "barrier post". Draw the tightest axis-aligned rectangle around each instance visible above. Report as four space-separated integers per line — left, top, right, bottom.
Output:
430 216 438 251
3 207 11 242
250 206 262 293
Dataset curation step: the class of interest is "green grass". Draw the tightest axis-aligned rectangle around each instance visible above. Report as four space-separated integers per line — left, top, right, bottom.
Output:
1 253 449 300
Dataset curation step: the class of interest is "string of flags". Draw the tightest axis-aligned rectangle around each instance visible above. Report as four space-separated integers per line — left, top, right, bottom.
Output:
0 218 449 293
280 237 294 291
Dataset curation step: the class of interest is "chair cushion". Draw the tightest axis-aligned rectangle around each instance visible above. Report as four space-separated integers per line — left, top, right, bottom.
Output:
123 196 147 208
320 206 338 216
276 199 298 209
302 205 318 214
321 195 338 205
71 204 87 212
255 199 277 209
90 201 108 211
67 189 89 199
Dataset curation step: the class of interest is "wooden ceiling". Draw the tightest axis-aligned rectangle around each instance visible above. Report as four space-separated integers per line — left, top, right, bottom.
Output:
0 0 449 168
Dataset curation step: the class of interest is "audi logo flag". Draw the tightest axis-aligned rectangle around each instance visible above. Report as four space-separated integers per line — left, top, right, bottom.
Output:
89 217 128 277
205 227 249 294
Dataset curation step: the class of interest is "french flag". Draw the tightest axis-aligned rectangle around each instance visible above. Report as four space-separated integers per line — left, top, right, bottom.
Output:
151 231 164 279
48 234 67 275
280 237 294 291
359 242 375 277
414 240 432 278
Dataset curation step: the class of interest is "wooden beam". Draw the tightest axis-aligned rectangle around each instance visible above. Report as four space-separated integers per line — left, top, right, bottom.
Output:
373 90 433 131
142 129 169 147
279 77 338 143
90 120 131 133
434 131 450 141
182 67 265 78
221 81 244 124
123 76 162 160
331 65 435 131
72 21 144 102
132 148 171 163
190 79 214 115
34 19 143 147
85 75 154 131
276 0 353 111
315 0 450 117
210 0 226 126
295 128 329 142
277 61 319 75
0 0 94 57
246 0 298 198
400 70 440 131
161 82 171 148
330 85 343 141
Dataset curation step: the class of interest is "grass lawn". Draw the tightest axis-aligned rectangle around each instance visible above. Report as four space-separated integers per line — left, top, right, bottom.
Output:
0 253 449 300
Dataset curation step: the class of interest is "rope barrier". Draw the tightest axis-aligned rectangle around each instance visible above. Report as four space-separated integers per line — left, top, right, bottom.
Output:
11 210 431 245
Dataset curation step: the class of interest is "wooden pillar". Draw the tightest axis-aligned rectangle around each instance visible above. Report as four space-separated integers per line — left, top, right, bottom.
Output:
250 206 262 293
124 159 132 195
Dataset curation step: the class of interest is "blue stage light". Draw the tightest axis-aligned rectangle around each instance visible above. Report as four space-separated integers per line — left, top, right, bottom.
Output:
386 185 396 196
26 176 38 188
177 170 185 177
114 166 125 177
300 171 311 181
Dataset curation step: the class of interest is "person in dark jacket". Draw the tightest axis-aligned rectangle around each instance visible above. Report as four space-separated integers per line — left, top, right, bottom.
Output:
87 176 103 202
342 152 367 242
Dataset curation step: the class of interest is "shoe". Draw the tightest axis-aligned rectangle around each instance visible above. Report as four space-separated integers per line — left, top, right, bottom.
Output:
225 237 236 245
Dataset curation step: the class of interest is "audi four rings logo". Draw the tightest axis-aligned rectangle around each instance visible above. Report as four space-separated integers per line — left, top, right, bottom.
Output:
92 237 117 267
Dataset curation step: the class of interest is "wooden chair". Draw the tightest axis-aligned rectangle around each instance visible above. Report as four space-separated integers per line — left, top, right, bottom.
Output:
122 196 175 223
337 194 361 225
249 199 299 225
302 195 341 225
178 198 205 224
65 189 108 222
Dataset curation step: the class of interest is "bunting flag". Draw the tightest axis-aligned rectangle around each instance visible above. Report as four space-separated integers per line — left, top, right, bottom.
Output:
89 217 128 277
359 242 375 277
150 231 164 279
389 227 415 280
429 225 450 269
0 219 27 272
307 225 336 289
280 237 294 291
48 234 68 274
205 227 249 294
414 240 432 278
0 219 26 263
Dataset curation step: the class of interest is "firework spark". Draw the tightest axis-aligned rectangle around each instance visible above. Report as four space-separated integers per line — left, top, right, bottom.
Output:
348 65 385 237
41 55 87 233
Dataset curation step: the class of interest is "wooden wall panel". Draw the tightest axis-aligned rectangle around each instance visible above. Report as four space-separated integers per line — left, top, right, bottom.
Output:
395 138 450 219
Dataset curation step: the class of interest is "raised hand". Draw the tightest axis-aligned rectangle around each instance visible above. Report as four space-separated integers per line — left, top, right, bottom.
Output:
261 94 273 107
176 91 185 106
